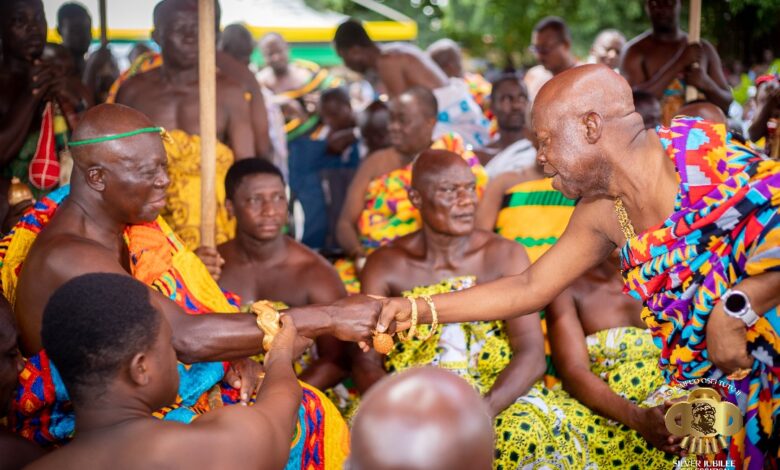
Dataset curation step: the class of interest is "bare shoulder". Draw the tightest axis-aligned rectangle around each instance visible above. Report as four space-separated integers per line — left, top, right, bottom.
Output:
287 238 339 277
357 147 402 180
569 197 621 245
479 230 528 264
623 30 653 54
217 72 248 103
114 68 161 105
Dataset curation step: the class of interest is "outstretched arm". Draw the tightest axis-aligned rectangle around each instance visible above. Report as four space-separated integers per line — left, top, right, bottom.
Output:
377 201 614 331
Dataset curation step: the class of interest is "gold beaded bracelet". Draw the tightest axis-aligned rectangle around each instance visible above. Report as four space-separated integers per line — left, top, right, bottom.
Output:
414 294 439 341
397 296 418 341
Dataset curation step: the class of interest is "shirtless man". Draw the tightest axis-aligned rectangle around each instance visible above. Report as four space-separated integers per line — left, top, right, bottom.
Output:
621 0 731 119
218 158 348 391
0 0 87 168
334 19 488 147
12 104 379 413
547 254 681 455
218 23 255 67
473 73 535 177
28 273 303 470
348 367 494 470
375 65 780 465
56 3 92 79
0 297 44 470
356 150 544 419
524 17 580 102
115 0 255 158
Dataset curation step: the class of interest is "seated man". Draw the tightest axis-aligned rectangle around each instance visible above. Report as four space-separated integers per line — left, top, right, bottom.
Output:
473 73 536 177
218 158 353 411
28 273 302 469
0 295 44 470
2 104 376 468
547 253 683 468
335 87 487 293
348 367 494 470
335 19 489 148
356 149 586 468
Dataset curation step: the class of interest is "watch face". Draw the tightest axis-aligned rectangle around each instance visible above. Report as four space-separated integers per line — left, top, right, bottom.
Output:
725 292 747 313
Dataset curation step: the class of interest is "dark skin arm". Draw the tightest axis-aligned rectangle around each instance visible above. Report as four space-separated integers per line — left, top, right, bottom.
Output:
223 84 256 160
297 262 349 390
684 42 732 112
748 83 779 142
0 430 45 470
154 315 302 470
547 289 681 454
351 249 394 394
621 42 699 98
483 243 545 418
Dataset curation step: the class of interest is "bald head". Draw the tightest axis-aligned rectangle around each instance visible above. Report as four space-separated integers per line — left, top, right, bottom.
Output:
411 149 470 192
427 38 463 78
534 64 634 126
676 101 727 125
350 368 493 470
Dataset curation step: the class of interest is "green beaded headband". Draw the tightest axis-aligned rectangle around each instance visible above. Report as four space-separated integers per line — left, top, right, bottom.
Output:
68 127 165 147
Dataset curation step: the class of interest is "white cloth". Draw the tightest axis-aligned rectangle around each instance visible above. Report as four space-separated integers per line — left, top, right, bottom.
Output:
260 85 289 180
484 138 537 178
432 78 490 148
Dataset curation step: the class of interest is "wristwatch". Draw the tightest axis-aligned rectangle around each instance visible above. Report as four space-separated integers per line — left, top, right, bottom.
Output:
721 289 759 327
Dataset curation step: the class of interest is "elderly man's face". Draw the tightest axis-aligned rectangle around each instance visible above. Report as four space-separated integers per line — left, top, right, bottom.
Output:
532 105 609 199
415 162 477 237
100 135 171 224
592 33 625 70
2 0 47 62
388 95 436 156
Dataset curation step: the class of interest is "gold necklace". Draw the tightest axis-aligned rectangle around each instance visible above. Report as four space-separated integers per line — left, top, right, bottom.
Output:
614 196 637 241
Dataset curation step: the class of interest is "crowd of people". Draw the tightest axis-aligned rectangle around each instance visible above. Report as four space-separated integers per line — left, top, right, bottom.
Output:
0 0 778 468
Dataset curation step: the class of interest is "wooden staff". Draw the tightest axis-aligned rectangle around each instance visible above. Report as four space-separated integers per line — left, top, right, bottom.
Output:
98 0 107 47
199 0 217 248
685 0 702 102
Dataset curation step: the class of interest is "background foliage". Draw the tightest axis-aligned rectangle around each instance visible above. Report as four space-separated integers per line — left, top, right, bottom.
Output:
305 0 780 69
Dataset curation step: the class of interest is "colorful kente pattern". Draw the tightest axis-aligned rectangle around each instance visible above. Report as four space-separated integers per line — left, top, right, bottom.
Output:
621 117 780 468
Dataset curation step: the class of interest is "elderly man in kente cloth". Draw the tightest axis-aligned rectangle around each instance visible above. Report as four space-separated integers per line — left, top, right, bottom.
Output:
0 104 381 469
334 19 489 148
374 64 780 468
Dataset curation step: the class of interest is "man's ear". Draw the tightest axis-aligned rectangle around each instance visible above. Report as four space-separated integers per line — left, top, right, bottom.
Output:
225 199 235 219
583 112 603 144
151 28 161 48
86 166 106 192
409 188 422 209
129 352 150 386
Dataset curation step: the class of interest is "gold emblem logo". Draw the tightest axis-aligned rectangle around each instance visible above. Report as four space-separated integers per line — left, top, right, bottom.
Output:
664 388 743 454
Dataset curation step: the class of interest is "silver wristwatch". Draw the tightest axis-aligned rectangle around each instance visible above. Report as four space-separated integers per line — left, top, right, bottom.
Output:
721 289 759 327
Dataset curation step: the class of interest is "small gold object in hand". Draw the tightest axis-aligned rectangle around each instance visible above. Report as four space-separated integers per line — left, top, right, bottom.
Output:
251 300 281 351
372 332 394 354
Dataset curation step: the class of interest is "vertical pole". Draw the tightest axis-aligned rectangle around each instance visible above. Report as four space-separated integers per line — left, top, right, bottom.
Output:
685 0 702 102
99 0 107 47
199 0 217 248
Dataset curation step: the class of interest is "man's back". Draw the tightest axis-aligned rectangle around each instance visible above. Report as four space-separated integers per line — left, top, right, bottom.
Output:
377 43 448 96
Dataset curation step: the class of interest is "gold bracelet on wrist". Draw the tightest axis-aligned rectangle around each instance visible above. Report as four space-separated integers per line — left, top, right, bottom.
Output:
251 300 281 351
415 294 439 341
397 296 418 342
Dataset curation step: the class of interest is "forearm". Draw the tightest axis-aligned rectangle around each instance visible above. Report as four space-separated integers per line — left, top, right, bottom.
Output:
172 312 263 363
560 368 642 429
417 272 549 325
734 271 780 315
484 355 545 416
699 80 732 112
634 56 687 98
